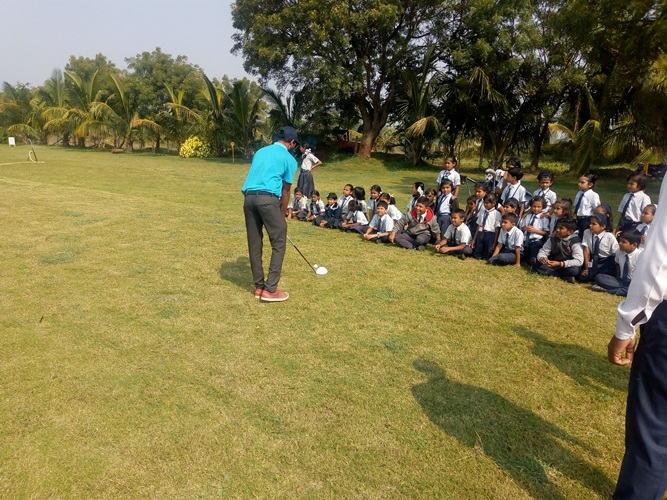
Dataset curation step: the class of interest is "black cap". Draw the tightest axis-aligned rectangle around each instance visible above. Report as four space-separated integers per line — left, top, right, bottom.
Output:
277 126 298 142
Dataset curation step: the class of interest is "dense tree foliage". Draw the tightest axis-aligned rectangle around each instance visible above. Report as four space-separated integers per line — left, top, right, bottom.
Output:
1 2 666 169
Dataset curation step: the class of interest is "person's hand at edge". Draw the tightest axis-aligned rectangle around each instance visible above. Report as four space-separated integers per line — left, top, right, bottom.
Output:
608 335 636 366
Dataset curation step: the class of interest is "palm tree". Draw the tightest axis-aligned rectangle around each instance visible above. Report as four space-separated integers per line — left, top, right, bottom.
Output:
37 69 70 145
223 80 262 157
0 82 41 140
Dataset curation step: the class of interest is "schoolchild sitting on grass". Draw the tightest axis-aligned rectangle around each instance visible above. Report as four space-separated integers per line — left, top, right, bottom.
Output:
317 192 341 228
390 196 440 250
342 199 369 232
367 184 382 220
488 213 524 267
579 212 619 283
435 209 473 259
472 193 501 260
636 204 656 247
533 217 583 281
548 199 572 234
464 195 477 236
363 200 394 243
306 190 325 223
334 184 354 228
380 192 403 222
287 188 308 220
521 196 550 265
353 186 368 214
591 229 643 296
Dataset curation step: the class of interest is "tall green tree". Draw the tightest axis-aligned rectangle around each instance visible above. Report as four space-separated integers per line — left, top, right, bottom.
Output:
232 0 446 158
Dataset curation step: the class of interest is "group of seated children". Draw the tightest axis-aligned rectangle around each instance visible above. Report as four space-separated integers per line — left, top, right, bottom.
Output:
287 155 656 296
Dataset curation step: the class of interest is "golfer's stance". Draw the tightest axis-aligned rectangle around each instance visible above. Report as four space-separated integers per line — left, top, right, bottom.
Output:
241 126 298 302
609 174 667 499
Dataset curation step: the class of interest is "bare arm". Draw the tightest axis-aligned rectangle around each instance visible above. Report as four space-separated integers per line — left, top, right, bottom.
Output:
281 182 291 216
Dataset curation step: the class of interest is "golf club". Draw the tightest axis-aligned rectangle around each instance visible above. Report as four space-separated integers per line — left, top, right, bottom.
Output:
286 236 328 275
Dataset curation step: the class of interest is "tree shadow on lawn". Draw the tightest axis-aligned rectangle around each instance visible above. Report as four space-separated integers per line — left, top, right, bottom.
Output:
411 359 614 499
513 327 629 395
218 256 252 292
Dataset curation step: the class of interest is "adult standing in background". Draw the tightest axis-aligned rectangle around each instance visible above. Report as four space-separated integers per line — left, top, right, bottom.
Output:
608 176 666 499
296 143 321 199
241 126 298 302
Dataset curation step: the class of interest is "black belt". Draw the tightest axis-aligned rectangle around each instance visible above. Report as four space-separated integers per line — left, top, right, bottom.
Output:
245 190 278 197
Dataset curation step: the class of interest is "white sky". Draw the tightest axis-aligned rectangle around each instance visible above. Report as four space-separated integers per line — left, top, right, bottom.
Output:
0 0 252 86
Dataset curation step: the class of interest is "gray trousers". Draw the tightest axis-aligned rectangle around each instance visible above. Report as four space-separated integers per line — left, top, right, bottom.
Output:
243 193 287 293
595 274 630 296
394 231 430 249
488 250 518 265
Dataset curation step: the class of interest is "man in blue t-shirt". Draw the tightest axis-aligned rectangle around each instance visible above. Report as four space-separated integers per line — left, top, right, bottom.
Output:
241 126 298 302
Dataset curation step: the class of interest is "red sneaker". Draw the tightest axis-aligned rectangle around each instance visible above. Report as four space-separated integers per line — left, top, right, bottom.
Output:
254 287 263 299
260 288 289 302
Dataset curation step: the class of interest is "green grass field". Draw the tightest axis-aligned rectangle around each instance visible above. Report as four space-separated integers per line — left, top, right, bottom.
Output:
0 145 659 498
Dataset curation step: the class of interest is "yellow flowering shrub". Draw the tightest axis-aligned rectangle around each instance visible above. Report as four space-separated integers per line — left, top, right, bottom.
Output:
179 136 212 158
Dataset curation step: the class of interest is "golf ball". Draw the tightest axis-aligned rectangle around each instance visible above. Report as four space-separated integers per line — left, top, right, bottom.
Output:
313 264 319 269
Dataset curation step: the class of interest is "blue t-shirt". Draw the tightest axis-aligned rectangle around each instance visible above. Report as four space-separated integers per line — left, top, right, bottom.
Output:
241 142 298 197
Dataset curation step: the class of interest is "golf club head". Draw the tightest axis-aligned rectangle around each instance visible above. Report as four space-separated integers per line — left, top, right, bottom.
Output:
315 266 328 275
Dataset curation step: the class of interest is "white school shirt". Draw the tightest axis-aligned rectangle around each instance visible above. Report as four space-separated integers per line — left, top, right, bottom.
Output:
582 230 619 259
358 200 368 213
532 188 557 211
615 248 643 280
617 190 651 223
573 189 600 217
500 181 527 205
443 223 472 245
476 207 502 232
347 210 368 225
499 226 524 250
436 193 453 215
290 195 307 211
367 198 379 217
369 213 394 233
636 222 651 248
387 204 403 221
309 199 325 216
615 178 667 339
339 195 352 215
300 152 320 171
520 212 550 241
407 196 420 213
436 169 461 187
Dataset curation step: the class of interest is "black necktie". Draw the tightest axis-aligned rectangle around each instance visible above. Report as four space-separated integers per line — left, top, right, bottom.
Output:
621 193 634 219
574 192 583 215
622 257 630 281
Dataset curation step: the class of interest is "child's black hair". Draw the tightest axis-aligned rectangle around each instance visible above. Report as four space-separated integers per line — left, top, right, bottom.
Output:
414 181 425 191
379 192 396 205
370 184 382 194
506 157 522 169
425 187 438 198
502 213 519 224
466 195 476 204
311 190 320 198
326 192 338 200
644 204 657 215
377 200 388 210
416 196 430 206
439 179 454 189
503 198 520 211
353 186 366 201
581 172 598 186
294 187 303 195
555 217 577 232
537 171 554 181
507 166 524 181
627 172 648 190
530 196 546 208
475 182 489 192
345 183 355 192
445 155 458 165
452 208 466 218
595 204 614 228
619 229 642 246
348 199 359 212
554 198 572 218
483 193 497 204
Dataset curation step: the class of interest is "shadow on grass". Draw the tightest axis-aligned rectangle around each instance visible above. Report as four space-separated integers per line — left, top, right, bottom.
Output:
411 359 614 498
513 327 628 394
218 257 251 291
